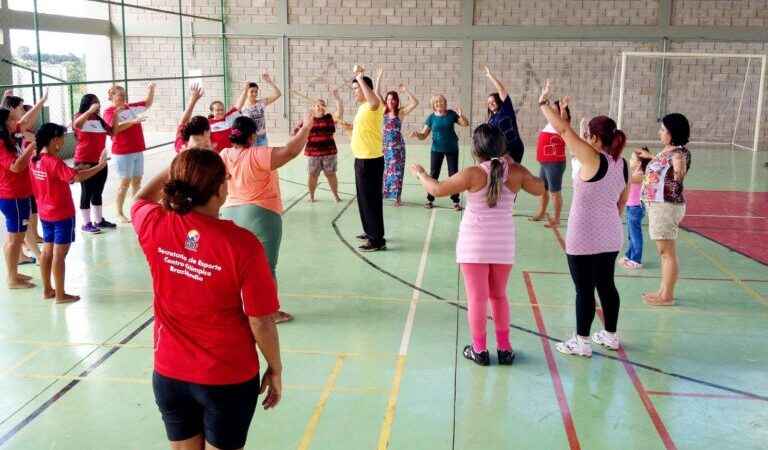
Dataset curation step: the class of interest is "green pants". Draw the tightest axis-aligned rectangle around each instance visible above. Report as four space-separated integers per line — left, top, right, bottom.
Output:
221 204 282 277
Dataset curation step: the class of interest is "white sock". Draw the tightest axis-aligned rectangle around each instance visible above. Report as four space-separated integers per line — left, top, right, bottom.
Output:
80 209 91 225
577 335 590 344
92 205 103 223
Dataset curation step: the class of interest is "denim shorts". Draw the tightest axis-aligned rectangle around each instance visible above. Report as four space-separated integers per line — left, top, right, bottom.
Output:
113 152 144 178
539 161 567 192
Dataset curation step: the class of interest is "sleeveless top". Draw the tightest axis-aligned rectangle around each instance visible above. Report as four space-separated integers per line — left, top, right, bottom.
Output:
566 153 626 255
456 160 517 264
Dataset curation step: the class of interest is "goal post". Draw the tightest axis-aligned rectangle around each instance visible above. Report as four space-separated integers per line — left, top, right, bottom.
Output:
613 51 767 152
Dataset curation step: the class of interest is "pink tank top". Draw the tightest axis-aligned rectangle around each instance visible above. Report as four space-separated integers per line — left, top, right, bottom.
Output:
456 160 517 264
566 153 626 255
627 181 642 207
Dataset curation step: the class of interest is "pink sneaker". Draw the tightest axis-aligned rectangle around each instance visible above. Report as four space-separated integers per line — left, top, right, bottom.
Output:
622 260 643 269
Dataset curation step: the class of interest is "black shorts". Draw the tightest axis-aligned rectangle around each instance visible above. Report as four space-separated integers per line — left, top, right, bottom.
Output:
152 371 260 450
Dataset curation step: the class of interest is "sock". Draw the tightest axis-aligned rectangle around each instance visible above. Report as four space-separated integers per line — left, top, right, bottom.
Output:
92 205 103 223
80 209 91 225
577 335 590 344
472 335 487 353
495 330 511 351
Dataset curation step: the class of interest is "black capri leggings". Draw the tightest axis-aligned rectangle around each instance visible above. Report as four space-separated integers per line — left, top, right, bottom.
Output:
427 151 460 204
78 163 108 210
567 251 620 337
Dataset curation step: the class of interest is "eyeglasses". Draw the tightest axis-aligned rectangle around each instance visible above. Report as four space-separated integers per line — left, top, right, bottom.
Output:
582 132 590 139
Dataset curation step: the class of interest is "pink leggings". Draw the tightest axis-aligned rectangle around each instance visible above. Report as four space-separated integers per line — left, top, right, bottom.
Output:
460 263 514 352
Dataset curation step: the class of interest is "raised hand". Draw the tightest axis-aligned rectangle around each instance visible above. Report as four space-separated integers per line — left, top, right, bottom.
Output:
303 107 315 127
262 73 273 83
190 83 204 101
147 81 157 91
87 103 100 114
331 88 340 99
376 64 383 79
539 79 551 104
21 130 36 143
484 66 492 78
455 105 464 116
40 88 49 103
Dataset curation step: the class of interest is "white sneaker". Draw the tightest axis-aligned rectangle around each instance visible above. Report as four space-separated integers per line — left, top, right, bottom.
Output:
591 330 620 350
622 260 643 269
555 333 592 357
617 256 629 265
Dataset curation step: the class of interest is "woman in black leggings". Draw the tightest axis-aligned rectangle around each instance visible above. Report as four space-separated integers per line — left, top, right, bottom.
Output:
73 94 119 233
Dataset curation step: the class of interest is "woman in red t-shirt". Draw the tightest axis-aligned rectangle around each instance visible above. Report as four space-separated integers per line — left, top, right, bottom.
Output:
30 124 108 303
131 148 282 450
530 98 571 228
174 83 213 153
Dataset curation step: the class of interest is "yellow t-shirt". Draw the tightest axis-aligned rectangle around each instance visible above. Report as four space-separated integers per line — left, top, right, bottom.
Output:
351 101 384 159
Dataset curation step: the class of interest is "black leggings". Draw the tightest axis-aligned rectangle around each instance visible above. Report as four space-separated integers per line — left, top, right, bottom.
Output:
427 151 459 203
567 251 620 336
79 163 108 209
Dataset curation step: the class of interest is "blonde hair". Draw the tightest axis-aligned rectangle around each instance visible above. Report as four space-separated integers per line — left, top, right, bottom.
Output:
108 85 125 101
430 93 447 112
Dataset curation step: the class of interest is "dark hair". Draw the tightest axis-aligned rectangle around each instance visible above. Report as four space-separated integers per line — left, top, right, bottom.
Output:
554 100 571 121
248 82 259 90
638 155 652 172
471 124 507 208
1 95 24 110
77 94 109 133
661 113 690 146
588 116 626 161
183 116 211 141
486 93 503 120
384 91 400 117
352 76 374 90
0 109 16 154
229 116 257 146
162 148 227 215
33 123 67 161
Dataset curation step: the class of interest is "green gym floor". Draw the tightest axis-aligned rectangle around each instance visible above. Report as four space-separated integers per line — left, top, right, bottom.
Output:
1 142 766 450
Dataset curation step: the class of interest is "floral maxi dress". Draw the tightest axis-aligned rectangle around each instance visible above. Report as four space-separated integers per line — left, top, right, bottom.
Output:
382 114 406 199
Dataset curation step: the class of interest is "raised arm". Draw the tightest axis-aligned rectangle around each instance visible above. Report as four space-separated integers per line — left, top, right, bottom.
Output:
270 109 314 170
9 143 36 173
374 64 384 104
179 83 204 126
144 82 157 109
19 89 48 130
409 124 431 140
262 73 282 106
331 88 344 122
456 106 469 127
398 84 419 118
235 81 249 111
355 68 380 111
538 80 599 168
73 103 100 130
485 66 508 101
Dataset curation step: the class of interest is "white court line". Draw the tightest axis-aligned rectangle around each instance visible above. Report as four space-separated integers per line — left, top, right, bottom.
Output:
514 210 766 220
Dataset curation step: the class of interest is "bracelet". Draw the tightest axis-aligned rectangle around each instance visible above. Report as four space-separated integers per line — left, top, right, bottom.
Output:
538 99 549 106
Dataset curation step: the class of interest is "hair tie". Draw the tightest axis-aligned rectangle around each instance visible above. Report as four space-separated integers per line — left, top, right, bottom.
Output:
231 129 242 137
185 197 193 202
490 157 501 162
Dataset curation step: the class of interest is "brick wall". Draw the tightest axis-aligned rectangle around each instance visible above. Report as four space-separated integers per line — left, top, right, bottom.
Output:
473 0 660 26
671 0 768 27
288 0 462 25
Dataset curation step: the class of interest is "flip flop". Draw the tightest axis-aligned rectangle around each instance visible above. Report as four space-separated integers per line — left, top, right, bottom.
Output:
18 257 36 265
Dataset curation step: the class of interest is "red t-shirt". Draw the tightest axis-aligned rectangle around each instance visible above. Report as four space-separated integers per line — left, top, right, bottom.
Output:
73 113 108 163
173 123 186 153
209 107 240 153
0 141 34 199
29 154 77 222
131 199 279 385
297 114 337 157
536 129 567 163
103 101 147 155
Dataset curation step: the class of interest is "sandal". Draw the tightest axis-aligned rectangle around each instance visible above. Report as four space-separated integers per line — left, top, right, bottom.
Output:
453 203 463 211
274 311 294 324
423 201 433 209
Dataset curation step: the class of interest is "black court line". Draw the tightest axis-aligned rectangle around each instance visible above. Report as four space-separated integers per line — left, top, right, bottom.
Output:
331 196 768 402
680 225 768 267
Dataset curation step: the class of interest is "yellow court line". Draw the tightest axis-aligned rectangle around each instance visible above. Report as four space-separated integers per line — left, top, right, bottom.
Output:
0 345 48 375
679 232 768 308
376 355 407 450
297 353 347 450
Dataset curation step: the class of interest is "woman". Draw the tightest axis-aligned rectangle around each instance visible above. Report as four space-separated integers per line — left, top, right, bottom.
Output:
0 108 37 289
174 83 214 152
103 82 155 223
290 89 343 202
485 67 525 163
29 123 108 303
410 93 469 210
131 148 282 450
636 113 692 306
237 74 282 146
530 98 570 228
412 124 544 366
73 94 120 234
538 80 630 358
375 65 419 206
220 111 314 323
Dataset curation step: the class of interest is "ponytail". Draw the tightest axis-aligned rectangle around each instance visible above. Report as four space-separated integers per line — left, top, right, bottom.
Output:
33 123 66 162
588 116 626 161
162 179 199 215
0 109 15 154
608 129 626 161
486 158 504 208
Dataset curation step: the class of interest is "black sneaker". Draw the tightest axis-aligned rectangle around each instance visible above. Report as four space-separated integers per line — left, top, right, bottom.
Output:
463 345 490 366
96 218 117 229
355 233 370 241
497 349 515 365
359 241 386 252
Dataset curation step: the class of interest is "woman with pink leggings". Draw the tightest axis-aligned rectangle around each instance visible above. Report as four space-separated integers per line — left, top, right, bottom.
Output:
412 124 544 366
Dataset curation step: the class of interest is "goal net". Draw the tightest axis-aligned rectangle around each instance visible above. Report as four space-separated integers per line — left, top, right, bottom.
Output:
609 51 766 151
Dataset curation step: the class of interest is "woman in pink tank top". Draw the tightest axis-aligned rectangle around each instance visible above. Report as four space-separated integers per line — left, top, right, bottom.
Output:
412 124 544 366
538 80 630 358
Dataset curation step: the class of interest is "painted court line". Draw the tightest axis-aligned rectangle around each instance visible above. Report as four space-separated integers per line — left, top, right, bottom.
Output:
297 354 347 450
647 391 758 401
523 272 581 450
377 208 437 450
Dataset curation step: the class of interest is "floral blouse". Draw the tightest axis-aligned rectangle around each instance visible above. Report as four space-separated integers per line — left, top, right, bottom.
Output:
641 146 691 204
